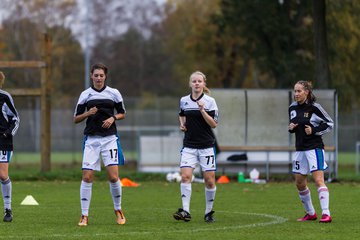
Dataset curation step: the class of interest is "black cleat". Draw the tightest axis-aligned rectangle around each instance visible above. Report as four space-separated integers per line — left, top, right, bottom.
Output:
204 210 215 223
173 208 191 222
3 208 12 222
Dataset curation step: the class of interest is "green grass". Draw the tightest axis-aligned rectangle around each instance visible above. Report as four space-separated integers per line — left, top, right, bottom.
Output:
1 181 359 240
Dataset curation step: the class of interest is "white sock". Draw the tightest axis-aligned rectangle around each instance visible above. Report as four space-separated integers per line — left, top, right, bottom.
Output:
80 181 92 216
180 183 191 213
1 178 11 210
110 180 122 210
318 186 330 216
298 188 315 215
205 187 216 214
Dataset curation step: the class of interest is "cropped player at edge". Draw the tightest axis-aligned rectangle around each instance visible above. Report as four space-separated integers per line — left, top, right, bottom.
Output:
74 63 126 226
0 72 20 223
288 80 334 223
173 71 219 223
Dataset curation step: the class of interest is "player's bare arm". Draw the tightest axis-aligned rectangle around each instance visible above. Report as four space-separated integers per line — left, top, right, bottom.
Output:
197 100 217 128
74 107 98 124
179 116 187 131
102 113 125 129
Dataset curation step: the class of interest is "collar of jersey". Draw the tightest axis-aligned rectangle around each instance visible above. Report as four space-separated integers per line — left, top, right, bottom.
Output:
190 93 204 102
297 100 309 106
91 85 107 92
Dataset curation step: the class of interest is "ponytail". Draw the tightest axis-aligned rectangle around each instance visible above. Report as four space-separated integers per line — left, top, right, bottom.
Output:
0 71 5 87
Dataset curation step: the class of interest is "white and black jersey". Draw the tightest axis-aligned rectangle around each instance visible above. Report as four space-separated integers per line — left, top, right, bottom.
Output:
179 93 219 149
74 86 125 136
288 101 333 151
0 89 20 151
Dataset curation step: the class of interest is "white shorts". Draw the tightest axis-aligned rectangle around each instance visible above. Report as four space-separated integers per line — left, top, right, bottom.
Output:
0 151 12 163
82 135 125 171
292 148 328 175
180 147 216 172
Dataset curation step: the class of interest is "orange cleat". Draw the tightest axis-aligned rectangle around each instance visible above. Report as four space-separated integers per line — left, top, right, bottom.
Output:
78 215 88 226
115 209 126 225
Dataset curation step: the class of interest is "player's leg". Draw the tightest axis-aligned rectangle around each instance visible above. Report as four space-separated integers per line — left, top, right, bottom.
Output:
180 167 193 212
79 136 100 226
203 171 216 223
0 151 12 222
79 170 94 226
106 165 125 225
309 149 331 223
173 147 195 221
293 151 316 221
200 147 217 223
102 135 125 225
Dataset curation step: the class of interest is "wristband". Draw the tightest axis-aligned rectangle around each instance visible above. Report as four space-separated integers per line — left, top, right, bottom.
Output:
112 115 117 121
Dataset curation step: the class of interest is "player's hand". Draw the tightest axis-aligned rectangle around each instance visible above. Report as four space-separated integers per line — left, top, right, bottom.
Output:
102 116 115 129
87 107 98 116
197 100 205 112
180 124 187 132
288 123 298 130
304 125 312 135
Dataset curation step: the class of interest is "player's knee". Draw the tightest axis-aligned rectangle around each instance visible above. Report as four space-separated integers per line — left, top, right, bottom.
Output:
205 181 216 189
109 177 119 183
295 180 306 190
314 179 325 188
0 176 8 182
181 174 192 183
82 175 93 183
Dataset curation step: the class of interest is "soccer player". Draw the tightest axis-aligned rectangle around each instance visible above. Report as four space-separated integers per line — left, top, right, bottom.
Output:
288 80 333 223
74 63 126 226
0 71 20 222
173 71 219 223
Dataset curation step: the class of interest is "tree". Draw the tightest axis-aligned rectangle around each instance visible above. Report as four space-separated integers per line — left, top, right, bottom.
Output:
313 0 331 88
327 0 360 108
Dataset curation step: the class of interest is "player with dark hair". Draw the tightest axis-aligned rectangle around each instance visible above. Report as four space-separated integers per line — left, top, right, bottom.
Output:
173 71 219 223
74 63 126 226
288 80 333 223
0 71 20 222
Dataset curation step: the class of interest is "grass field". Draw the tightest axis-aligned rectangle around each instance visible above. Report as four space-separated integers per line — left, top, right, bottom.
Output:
0 181 359 240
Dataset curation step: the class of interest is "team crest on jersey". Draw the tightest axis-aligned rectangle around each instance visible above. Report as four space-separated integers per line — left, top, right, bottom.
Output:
290 110 296 119
304 112 309 118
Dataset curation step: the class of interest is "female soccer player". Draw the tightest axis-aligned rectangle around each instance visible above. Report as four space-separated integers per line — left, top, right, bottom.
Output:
173 71 219 223
0 71 20 222
74 63 126 226
288 80 333 223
